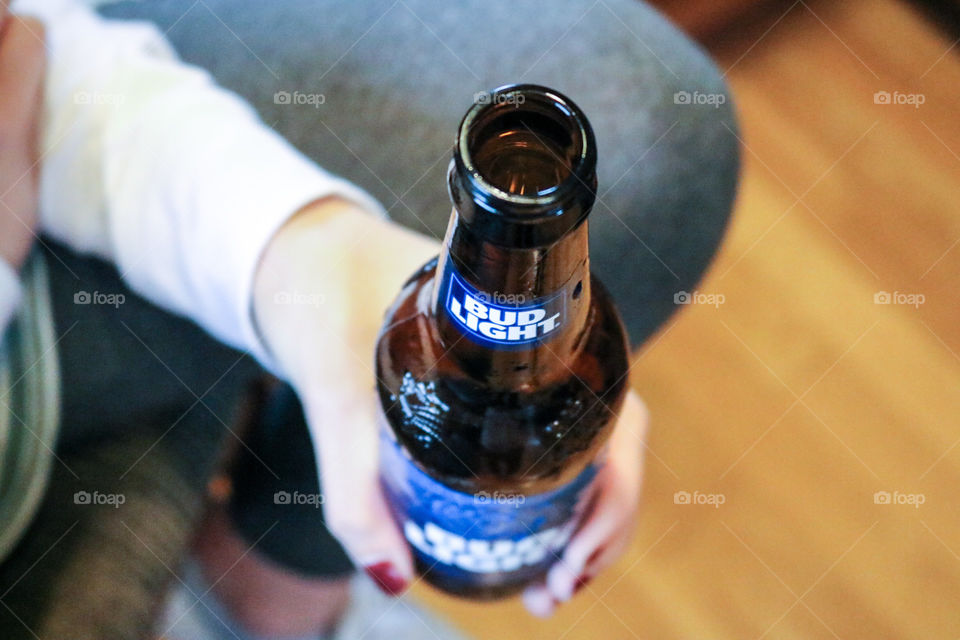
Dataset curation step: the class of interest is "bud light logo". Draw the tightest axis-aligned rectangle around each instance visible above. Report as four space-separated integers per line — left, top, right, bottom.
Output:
402 520 574 574
443 268 565 349
379 429 598 589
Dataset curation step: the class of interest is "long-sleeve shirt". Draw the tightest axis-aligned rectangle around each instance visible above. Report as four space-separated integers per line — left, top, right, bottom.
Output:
2 0 385 372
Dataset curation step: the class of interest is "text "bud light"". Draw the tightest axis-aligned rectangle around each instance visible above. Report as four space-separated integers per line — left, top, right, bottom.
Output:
443 268 564 348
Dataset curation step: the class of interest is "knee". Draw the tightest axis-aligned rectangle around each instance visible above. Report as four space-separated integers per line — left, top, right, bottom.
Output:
222 574 352 638
193 506 354 637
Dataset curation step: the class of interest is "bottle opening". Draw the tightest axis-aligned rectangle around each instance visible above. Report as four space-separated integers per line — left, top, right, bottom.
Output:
469 111 575 198
450 84 598 247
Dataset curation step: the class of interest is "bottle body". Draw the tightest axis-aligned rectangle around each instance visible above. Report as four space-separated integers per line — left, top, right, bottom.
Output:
376 255 627 598
375 85 629 598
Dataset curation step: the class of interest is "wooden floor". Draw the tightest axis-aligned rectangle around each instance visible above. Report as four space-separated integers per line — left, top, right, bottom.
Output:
414 1 960 638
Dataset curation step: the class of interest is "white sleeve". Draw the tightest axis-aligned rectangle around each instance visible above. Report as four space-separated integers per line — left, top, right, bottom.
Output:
14 0 386 372
0 261 22 335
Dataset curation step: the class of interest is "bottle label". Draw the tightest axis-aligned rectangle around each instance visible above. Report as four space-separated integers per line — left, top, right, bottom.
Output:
439 265 567 349
379 428 598 587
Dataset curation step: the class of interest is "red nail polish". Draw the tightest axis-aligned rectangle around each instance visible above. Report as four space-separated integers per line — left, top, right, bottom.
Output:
573 575 592 594
585 545 606 567
364 561 408 596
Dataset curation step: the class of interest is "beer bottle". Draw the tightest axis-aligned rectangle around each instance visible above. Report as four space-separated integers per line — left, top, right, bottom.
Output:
376 84 629 598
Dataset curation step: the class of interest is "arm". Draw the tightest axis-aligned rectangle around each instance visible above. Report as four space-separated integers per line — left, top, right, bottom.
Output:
15 0 428 588
16 0 382 371
253 198 439 583
0 7 44 333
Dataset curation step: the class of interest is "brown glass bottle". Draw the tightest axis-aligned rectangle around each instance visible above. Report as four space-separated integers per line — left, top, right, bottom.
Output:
376 85 629 599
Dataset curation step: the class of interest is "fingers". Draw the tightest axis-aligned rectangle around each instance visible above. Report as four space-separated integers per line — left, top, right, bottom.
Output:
522 582 557 618
544 470 632 603
545 391 649 605
300 395 414 596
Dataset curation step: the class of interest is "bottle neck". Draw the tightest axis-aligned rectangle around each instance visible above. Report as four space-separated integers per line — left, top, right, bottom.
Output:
432 208 591 390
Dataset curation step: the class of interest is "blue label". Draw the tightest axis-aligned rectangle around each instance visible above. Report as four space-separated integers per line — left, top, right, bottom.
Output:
379 429 598 586
439 265 566 349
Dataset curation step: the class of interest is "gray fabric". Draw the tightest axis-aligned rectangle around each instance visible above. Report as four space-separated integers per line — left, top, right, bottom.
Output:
0 1 739 638
105 0 740 347
0 252 60 562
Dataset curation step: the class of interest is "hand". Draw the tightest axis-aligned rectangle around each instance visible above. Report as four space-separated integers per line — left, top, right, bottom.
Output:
523 390 649 617
253 199 649 609
254 197 439 593
0 6 45 269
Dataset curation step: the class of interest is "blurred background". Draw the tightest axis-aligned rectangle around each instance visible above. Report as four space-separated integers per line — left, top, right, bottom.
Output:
413 0 960 637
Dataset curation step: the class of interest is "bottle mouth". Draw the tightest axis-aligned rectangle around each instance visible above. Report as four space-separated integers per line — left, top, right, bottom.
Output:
449 84 597 247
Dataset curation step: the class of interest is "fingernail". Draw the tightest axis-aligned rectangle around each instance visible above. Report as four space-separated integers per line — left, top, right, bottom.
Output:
364 561 408 596
585 545 606 567
573 575 592 594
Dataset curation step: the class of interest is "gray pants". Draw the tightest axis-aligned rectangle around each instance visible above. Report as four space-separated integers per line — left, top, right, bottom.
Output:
0 1 738 638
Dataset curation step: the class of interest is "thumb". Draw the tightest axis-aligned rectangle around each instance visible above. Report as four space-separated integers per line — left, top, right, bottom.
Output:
301 395 414 595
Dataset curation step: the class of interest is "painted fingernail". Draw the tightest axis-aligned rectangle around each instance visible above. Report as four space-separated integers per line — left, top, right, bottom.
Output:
364 562 408 596
585 544 606 567
573 575 592 594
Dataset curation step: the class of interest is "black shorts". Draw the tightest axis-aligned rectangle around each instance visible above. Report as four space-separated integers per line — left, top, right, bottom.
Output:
226 382 354 578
